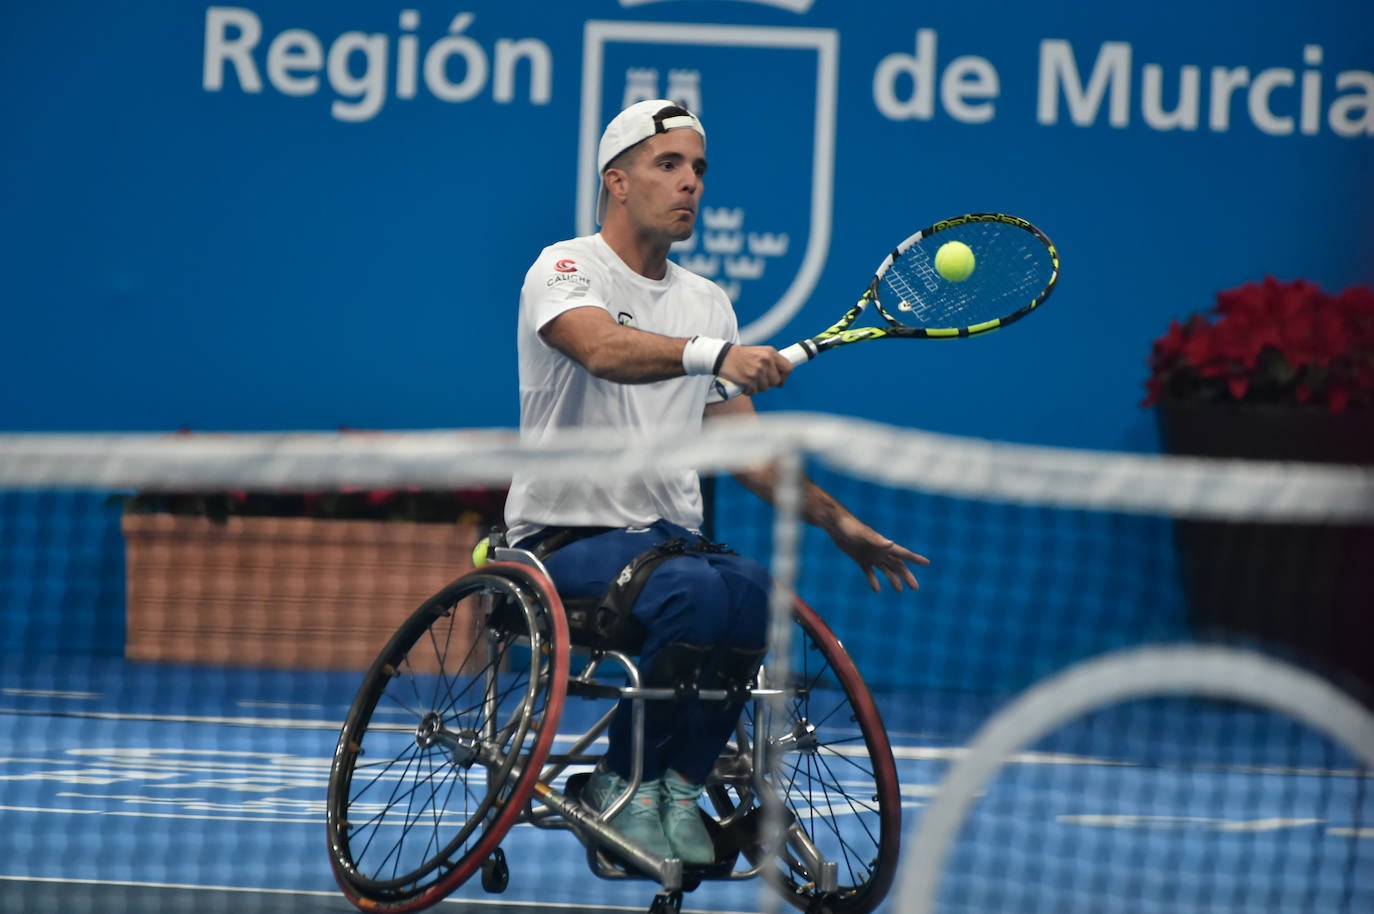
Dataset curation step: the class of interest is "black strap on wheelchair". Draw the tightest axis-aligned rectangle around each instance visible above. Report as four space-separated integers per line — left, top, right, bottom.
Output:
643 641 712 700
702 644 768 704
500 524 734 563
536 527 617 559
571 534 737 651
495 524 737 651
574 537 689 650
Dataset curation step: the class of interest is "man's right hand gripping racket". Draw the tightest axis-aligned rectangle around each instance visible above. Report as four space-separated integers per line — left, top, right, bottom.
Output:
716 213 1060 398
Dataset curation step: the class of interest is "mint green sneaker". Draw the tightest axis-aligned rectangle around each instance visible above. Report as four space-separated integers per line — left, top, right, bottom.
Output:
583 767 672 860
660 769 716 864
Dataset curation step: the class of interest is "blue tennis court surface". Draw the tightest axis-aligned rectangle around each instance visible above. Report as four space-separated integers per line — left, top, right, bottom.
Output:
2 655 1370 913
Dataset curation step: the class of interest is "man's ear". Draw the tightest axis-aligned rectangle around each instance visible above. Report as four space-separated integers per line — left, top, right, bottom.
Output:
603 167 629 208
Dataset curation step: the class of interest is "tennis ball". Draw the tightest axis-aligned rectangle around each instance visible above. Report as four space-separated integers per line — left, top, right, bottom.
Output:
935 241 975 282
471 536 490 568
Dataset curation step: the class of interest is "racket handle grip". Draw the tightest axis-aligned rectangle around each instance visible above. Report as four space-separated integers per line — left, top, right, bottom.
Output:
712 340 818 400
778 341 816 366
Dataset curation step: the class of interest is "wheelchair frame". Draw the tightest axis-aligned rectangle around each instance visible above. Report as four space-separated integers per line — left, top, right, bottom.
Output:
325 544 901 914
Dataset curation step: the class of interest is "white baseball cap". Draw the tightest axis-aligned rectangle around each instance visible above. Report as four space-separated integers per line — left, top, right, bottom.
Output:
595 99 706 224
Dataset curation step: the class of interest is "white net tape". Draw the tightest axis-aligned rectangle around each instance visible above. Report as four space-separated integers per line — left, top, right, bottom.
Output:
2 412 1371 522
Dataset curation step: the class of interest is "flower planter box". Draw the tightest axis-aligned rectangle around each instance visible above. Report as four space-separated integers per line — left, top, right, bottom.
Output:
1156 401 1374 694
1143 277 1374 695
122 514 481 671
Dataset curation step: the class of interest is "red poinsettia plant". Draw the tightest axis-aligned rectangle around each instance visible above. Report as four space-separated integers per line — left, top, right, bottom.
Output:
1143 276 1374 414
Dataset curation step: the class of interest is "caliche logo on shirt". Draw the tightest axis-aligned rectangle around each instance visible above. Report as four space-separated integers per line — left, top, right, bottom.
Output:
546 258 592 291
617 312 635 326
577 21 838 344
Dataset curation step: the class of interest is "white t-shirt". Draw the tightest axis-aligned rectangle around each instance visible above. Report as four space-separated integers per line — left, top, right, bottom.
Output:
504 233 738 544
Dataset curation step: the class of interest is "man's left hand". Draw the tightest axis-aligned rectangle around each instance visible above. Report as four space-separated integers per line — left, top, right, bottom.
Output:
828 514 930 593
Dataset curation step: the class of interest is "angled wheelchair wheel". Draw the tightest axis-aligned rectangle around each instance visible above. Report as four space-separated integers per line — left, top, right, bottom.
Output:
708 598 901 914
327 562 569 913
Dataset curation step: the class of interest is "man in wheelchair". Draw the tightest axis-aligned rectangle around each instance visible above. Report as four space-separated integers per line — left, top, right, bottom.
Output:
507 98 930 868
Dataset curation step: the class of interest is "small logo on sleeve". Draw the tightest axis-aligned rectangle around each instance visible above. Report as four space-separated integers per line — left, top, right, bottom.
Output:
546 257 592 290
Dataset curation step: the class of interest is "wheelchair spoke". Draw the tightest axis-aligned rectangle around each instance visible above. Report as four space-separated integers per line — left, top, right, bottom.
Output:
327 566 568 909
733 600 901 914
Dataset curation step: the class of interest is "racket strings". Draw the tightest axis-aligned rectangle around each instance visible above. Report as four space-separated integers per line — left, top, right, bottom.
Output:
881 223 1054 329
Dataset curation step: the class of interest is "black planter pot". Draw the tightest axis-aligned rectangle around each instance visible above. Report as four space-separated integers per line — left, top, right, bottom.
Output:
1156 400 1374 697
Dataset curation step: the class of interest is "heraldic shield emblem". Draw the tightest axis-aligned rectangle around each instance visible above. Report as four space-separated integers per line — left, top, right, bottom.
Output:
578 21 838 344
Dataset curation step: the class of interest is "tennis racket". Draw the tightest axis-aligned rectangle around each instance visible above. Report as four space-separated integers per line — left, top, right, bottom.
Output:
716 212 1059 398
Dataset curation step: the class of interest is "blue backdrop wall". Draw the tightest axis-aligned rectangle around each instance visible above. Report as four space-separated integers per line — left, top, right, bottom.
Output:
3 2 1373 679
4 1 1372 451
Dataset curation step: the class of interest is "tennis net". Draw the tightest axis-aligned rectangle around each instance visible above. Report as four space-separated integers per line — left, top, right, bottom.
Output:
0 414 1371 913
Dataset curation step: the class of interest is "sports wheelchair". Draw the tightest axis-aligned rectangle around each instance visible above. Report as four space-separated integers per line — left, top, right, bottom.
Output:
326 533 902 914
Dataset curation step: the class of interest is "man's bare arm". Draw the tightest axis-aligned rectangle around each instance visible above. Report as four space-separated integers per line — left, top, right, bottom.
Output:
704 396 932 592
541 307 792 393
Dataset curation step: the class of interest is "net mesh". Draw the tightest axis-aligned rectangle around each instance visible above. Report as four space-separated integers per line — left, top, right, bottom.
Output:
1 415 1371 913
896 644 1374 914
934 698 1369 913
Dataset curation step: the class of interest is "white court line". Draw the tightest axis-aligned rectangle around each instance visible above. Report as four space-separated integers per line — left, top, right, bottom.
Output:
1 705 608 754
0 802 563 827
2 688 100 700
0 803 578 830
0 706 343 730
236 700 325 711
890 744 1125 766
0 804 319 824
0 874 765 912
5 701 1362 778
888 743 1370 777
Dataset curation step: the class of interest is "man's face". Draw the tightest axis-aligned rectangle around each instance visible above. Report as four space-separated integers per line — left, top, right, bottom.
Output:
620 129 707 244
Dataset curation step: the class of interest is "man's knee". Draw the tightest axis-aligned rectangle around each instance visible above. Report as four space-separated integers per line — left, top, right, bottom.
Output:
709 553 771 648
634 556 732 642
632 549 773 649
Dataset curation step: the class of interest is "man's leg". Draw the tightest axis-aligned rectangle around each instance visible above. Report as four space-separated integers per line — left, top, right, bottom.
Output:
534 524 764 863
655 551 771 864
603 547 735 781
535 526 687 858
661 551 772 784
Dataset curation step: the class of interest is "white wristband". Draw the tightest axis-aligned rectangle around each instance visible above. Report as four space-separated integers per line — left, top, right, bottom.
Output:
682 335 731 376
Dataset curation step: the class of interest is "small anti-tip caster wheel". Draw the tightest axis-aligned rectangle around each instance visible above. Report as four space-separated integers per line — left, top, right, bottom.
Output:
648 891 682 913
480 847 509 893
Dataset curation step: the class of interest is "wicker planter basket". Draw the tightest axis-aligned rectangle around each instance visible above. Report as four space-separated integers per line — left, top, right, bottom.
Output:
122 514 481 671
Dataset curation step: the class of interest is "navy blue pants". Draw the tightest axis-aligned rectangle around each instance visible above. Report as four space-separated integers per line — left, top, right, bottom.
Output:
525 520 771 784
